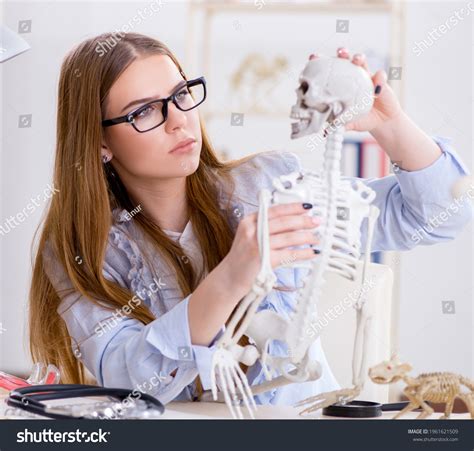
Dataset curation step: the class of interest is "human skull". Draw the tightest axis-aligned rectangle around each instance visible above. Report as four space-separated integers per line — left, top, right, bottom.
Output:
290 55 374 139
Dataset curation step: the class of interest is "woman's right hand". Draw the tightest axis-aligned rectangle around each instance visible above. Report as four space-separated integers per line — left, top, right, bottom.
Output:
221 202 320 297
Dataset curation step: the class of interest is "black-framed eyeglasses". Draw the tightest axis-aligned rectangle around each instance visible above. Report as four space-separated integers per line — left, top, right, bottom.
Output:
102 76 207 133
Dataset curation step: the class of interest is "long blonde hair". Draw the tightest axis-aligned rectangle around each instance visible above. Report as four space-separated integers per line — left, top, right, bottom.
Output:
29 32 286 397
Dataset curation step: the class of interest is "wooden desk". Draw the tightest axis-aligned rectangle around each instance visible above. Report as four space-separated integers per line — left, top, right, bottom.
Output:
1 395 470 420
165 401 471 420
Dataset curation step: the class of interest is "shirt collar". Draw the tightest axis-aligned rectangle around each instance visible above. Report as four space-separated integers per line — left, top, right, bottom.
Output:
112 207 135 223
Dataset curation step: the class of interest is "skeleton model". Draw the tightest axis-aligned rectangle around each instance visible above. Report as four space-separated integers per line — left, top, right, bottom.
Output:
369 355 474 419
206 55 381 419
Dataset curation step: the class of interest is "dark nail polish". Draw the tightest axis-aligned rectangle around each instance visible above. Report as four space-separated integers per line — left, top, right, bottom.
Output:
313 249 321 254
374 85 382 95
302 203 313 209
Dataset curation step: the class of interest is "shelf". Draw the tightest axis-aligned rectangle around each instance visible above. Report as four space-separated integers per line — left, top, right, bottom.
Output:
190 1 396 15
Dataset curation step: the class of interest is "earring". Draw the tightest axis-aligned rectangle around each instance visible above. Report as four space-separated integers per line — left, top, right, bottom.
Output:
102 154 112 164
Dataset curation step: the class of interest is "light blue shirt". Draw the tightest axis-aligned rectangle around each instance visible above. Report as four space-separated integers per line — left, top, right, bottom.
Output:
43 135 472 406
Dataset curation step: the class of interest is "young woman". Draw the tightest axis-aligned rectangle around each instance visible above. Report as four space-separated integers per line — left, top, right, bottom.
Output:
29 32 471 407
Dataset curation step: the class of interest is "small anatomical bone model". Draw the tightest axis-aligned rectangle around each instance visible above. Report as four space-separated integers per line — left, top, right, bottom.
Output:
206 54 380 419
369 354 474 419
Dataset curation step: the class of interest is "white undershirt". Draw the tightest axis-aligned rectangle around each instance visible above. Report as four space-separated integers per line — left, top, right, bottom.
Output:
163 220 207 280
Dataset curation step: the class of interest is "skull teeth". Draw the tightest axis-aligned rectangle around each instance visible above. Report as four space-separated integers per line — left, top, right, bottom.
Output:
291 118 310 135
290 112 312 120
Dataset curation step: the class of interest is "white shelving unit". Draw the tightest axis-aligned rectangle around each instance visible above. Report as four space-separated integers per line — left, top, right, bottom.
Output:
185 0 406 105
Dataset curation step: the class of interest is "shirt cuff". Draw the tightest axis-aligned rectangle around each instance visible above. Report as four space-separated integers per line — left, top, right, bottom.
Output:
192 323 224 390
144 294 223 391
394 135 470 204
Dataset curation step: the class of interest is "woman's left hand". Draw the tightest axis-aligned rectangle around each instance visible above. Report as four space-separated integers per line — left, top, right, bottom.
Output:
310 47 404 133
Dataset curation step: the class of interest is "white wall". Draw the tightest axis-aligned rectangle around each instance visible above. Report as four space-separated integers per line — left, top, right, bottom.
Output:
399 1 473 378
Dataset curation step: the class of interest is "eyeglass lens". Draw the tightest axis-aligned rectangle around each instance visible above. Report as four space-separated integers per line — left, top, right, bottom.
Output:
133 81 205 132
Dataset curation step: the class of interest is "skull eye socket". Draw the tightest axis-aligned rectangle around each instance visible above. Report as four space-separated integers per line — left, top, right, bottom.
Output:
299 81 309 95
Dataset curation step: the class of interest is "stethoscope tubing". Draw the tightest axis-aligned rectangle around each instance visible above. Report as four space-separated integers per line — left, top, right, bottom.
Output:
6 384 164 419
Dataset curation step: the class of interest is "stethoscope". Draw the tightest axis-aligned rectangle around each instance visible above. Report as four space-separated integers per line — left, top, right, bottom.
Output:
6 384 165 420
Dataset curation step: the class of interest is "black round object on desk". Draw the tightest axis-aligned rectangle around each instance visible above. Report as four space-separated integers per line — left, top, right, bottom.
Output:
322 400 382 418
